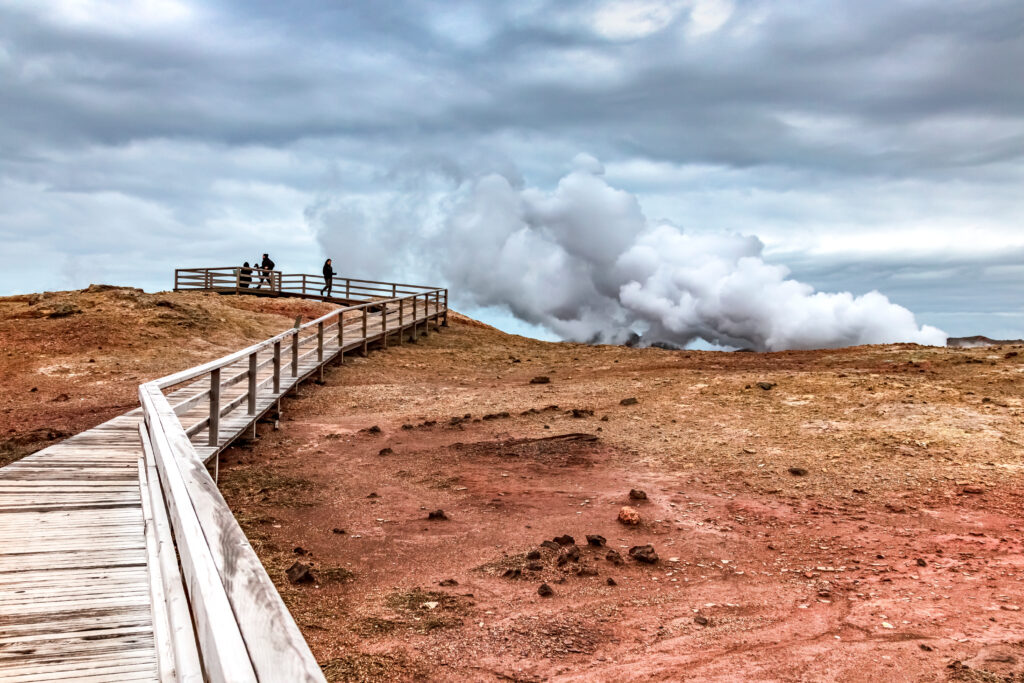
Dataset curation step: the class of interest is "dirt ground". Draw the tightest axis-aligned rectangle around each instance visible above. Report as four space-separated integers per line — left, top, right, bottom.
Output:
0 285 337 466
4 289 1022 681
206 311 1024 682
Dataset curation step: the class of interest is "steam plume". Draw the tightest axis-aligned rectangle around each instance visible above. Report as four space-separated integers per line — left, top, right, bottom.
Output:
312 155 946 351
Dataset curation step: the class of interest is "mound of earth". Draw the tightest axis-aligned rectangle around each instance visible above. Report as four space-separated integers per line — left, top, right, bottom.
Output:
0 285 337 466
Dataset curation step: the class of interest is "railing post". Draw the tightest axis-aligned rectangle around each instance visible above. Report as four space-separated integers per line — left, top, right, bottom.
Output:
392 283 396 297
422 293 430 337
337 311 345 364
302 274 307 296
361 307 368 356
291 330 299 377
398 298 404 345
410 295 417 342
434 290 440 329
208 368 220 447
381 302 388 349
273 340 281 394
317 320 325 382
346 279 351 300
443 289 449 326
235 268 240 292
247 352 257 415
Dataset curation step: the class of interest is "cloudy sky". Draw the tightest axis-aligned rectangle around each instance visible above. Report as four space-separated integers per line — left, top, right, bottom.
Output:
2 0 1022 343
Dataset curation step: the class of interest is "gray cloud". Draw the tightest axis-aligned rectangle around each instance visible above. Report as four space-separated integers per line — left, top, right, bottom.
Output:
0 0 1021 343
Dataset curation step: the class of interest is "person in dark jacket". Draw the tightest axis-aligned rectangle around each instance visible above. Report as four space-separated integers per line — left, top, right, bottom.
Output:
320 258 334 297
239 261 252 288
257 253 275 289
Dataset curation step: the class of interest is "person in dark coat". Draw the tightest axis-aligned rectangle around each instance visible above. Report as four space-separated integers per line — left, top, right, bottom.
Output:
239 261 252 288
257 253 275 289
320 258 334 297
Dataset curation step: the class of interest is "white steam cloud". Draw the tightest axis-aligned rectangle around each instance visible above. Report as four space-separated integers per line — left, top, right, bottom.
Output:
312 155 946 351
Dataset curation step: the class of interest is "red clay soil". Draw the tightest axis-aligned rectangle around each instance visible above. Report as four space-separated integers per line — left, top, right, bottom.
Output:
210 313 1024 682
0 285 337 466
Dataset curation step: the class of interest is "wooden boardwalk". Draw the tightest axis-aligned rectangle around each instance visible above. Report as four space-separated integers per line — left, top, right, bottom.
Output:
0 277 445 682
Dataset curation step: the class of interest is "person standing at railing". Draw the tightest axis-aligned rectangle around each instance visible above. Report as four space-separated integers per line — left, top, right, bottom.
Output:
257 253 275 289
240 261 252 288
320 258 334 297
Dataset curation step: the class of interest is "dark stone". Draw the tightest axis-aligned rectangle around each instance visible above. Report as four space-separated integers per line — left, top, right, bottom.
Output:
606 577 617 586
483 412 511 420
628 489 647 501
788 467 808 477
757 382 776 390
694 615 709 626
530 376 551 385
538 583 553 597
526 562 543 571
502 568 522 579
586 535 607 547
563 546 580 562
620 397 639 406
916 558 928 567
367 492 380 498
401 423 414 430
606 550 624 565
540 540 561 552
577 565 599 577
365 425 382 434
427 509 448 520
553 535 575 546
439 578 459 586
556 554 568 567
331 528 345 534
526 549 542 560
378 447 393 456
286 561 315 584
629 545 659 564
293 546 307 555
570 408 593 418
919 644 933 652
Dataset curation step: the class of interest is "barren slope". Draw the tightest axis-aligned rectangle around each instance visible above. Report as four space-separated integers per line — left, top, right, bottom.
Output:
0 286 337 466
210 312 1024 682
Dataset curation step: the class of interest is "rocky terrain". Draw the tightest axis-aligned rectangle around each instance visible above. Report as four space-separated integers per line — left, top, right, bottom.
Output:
3 290 1023 681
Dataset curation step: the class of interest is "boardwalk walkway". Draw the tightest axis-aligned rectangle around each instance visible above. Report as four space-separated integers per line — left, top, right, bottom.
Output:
0 272 446 682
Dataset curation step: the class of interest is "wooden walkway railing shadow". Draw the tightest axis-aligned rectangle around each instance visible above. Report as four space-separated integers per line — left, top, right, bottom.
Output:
0 269 448 682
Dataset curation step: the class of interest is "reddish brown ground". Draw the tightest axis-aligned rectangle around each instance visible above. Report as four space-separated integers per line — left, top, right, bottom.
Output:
0 285 337 466
209 313 1024 682
4 290 1022 681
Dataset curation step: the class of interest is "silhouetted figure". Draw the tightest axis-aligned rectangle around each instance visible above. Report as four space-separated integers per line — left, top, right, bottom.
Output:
257 253 275 289
239 261 252 288
321 258 334 297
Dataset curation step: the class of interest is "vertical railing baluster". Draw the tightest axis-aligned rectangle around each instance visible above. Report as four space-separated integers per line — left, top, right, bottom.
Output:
291 330 299 377
381 302 388 348
361 307 368 356
443 289 449 326
398 298 404 345
273 340 281 394
208 368 220 447
337 311 345 364
248 352 257 415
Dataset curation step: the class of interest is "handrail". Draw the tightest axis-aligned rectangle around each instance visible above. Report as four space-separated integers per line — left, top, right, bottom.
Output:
140 271 449 681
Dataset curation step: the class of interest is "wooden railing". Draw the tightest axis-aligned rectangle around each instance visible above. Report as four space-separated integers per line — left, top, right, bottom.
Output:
174 266 445 304
139 275 447 681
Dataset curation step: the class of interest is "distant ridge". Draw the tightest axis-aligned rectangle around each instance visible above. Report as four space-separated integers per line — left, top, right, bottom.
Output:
947 335 1024 348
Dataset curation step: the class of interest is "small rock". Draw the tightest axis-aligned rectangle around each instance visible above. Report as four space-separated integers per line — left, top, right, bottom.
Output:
526 562 543 571
586 534 607 547
439 578 459 586
502 568 522 579
962 485 985 494
538 583 554 597
629 545 658 564
530 376 551 385
628 489 647 501
788 467 808 477
286 561 315 584
694 615 710 626
562 546 580 562
916 558 927 567
427 509 448 520
378 447 393 456
401 423 414 430
293 546 307 555
919 644 933 652
331 528 345 534
757 381 776 390
606 550 624 566
570 408 593 418
606 577 617 586
553 535 576 546
576 565 599 577
540 540 561 552
618 506 641 525
619 397 639 406
526 549 542 560
364 425 382 434
366 492 380 499
421 601 439 610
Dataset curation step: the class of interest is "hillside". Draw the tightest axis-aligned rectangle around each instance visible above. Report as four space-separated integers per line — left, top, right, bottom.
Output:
0 285 337 466
4 290 1023 681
